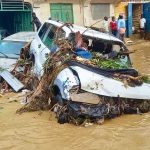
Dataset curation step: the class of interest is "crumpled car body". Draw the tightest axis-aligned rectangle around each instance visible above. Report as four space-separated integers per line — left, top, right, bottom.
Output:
53 62 150 101
29 19 150 103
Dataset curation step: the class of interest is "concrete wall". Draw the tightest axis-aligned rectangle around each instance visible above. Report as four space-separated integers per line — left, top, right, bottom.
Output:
26 0 116 28
25 0 84 25
83 0 115 28
114 2 128 19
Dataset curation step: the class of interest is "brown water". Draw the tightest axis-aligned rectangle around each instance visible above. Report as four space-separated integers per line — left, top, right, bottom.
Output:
130 40 150 77
0 40 150 150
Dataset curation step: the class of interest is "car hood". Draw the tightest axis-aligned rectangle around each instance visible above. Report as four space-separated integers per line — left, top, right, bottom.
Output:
70 65 150 100
3 32 36 42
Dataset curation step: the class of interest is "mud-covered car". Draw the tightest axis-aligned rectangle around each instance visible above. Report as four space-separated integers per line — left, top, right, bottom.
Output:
30 20 150 124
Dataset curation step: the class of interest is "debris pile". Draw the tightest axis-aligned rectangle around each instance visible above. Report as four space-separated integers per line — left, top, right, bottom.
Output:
16 39 74 113
17 35 150 125
0 42 34 93
54 97 150 125
1 24 150 126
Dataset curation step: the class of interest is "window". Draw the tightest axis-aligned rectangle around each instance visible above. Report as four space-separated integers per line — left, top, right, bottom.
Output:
91 4 110 20
38 23 50 40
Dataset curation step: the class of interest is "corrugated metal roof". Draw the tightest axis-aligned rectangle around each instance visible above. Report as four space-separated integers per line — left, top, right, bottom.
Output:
0 70 24 92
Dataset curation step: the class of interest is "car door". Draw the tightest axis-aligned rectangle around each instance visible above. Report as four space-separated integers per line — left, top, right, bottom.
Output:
30 23 50 76
31 22 66 77
38 22 66 64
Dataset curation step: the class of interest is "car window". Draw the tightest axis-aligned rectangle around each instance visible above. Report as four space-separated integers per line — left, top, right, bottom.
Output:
42 25 57 48
38 23 50 40
38 22 65 49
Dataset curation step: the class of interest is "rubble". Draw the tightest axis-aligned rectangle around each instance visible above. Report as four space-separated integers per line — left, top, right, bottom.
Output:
53 96 150 125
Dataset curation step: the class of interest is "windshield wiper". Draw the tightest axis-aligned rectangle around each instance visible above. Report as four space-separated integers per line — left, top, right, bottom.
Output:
14 53 20 55
0 52 9 58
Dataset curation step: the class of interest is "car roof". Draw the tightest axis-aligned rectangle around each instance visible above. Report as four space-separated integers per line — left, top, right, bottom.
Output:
3 32 36 42
46 20 122 43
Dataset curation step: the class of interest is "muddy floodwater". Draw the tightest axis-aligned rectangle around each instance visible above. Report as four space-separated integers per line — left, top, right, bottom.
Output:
130 40 150 77
0 40 150 150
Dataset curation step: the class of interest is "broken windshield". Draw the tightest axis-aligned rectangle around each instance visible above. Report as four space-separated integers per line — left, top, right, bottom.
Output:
67 32 131 68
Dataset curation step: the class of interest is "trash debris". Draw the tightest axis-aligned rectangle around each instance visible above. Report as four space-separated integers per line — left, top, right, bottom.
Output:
20 98 28 105
21 89 31 95
53 96 150 126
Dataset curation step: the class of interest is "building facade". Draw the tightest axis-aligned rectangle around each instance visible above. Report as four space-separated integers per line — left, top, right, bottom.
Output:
114 0 150 37
25 0 121 28
26 0 84 26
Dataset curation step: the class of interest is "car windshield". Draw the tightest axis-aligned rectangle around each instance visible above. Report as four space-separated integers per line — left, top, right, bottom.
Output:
0 40 27 59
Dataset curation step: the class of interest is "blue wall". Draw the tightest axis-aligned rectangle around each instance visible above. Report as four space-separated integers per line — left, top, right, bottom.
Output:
143 3 150 32
127 3 133 37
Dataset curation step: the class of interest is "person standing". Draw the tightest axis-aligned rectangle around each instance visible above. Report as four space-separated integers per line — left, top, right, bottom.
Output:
102 16 109 33
32 12 42 31
117 15 126 43
140 14 146 39
110 16 117 37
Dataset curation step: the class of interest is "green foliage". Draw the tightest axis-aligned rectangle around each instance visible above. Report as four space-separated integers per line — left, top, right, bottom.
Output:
91 58 128 69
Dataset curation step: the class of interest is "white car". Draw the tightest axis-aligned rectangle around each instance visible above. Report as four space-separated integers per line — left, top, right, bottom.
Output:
30 20 123 77
30 20 150 104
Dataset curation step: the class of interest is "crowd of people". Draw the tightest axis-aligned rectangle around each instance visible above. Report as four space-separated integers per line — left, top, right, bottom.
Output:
101 14 126 43
101 14 146 43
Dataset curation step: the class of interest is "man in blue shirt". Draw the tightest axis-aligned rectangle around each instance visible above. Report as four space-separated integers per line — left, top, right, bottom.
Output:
117 15 126 43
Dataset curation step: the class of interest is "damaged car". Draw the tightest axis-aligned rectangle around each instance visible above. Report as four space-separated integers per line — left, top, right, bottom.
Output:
0 31 36 71
0 32 36 92
29 20 150 125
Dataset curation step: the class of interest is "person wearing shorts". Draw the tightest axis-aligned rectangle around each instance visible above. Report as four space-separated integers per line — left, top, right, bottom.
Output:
117 15 126 43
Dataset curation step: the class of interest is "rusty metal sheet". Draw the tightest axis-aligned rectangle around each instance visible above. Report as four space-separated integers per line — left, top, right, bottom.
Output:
0 70 24 92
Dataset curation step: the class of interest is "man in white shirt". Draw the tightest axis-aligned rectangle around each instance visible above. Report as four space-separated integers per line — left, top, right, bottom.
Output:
140 14 146 39
102 16 109 33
